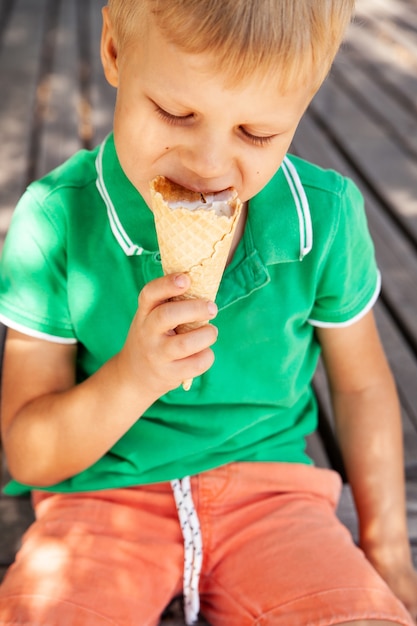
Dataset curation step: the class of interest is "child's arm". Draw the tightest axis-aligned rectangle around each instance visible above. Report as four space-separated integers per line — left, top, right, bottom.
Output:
317 310 417 620
1 273 217 487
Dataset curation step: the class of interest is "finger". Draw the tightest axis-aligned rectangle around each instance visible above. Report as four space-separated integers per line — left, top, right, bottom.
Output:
154 298 218 336
166 323 219 361
174 345 216 382
137 273 191 319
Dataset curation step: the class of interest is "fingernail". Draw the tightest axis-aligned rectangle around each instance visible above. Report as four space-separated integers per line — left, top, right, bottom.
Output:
174 274 188 288
207 301 217 317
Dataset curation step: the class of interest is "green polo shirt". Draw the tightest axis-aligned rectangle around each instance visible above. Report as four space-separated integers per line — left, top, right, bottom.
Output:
0 134 379 495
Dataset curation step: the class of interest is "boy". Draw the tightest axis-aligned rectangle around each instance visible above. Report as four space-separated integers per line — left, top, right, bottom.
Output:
0 0 416 624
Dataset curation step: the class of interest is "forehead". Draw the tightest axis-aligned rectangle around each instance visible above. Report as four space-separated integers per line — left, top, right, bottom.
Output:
116 0 327 95
121 21 316 125
121 12 321 99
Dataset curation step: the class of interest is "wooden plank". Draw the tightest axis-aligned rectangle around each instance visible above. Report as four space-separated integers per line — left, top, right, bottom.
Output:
160 599 209 626
331 48 417 159
312 335 417 566
0 497 34 568
305 430 331 470
90 0 115 146
36 0 82 179
337 485 359 543
75 0 93 151
293 77 417 536
0 323 6 490
355 0 417 60
309 301 417 475
292 111 417 355
345 20 417 115
308 1 417 244
374 306 417 435
310 81 417 239
0 1 14 47
0 0 48 248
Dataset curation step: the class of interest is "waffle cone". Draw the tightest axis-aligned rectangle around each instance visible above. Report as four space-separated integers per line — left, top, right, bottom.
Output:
150 176 243 333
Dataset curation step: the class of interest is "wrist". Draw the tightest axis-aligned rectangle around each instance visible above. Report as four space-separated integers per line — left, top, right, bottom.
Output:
360 532 413 572
111 351 161 411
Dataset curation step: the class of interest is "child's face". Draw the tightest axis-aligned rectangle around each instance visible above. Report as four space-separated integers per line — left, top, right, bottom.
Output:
102 9 317 208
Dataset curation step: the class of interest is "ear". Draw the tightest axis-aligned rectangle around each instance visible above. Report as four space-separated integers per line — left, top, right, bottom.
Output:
101 6 119 88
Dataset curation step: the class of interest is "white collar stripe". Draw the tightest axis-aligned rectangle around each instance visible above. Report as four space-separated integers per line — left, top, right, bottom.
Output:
282 156 313 259
95 140 312 261
95 142 144 257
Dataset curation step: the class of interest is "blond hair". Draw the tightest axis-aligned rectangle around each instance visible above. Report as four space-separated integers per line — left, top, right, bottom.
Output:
107 0 354 91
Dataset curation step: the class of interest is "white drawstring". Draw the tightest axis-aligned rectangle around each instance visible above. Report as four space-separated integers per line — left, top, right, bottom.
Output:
171 476 203 625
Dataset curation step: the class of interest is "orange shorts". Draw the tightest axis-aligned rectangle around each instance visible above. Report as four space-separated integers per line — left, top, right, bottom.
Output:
0 462 413 626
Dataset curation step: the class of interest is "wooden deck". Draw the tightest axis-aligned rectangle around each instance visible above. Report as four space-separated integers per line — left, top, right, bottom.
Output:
0 0 417 623
297 0 417 560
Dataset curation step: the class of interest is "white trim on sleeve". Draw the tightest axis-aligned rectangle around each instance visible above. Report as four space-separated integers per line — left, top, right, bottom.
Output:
0 314 77 344
308 270 381 328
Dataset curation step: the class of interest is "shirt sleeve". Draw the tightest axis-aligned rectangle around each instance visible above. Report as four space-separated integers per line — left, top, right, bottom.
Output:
308 176 380 327
0 185 76 341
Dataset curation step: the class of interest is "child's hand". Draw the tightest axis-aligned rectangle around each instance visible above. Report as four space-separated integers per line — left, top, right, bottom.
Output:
119 273 218 398
368 554 417 622
387 566 417 623
1 274 218 485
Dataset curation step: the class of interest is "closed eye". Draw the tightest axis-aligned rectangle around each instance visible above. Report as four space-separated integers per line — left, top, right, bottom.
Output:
239 126 275 147
155 105 194 125
154 101 275 146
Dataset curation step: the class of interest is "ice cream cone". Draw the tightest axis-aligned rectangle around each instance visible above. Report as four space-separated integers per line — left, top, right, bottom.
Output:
149 176 243 389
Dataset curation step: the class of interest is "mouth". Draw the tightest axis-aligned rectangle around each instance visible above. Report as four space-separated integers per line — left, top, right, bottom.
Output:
165 176 232 198
150 176 240 218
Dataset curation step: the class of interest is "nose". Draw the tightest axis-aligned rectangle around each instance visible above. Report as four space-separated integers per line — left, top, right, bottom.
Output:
181 129 233 182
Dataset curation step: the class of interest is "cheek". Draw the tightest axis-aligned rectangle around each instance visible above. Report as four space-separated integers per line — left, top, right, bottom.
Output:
112 122 173 205
113 109 163 168
242 154 285 201
113 90 159 144
260 143 291 177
